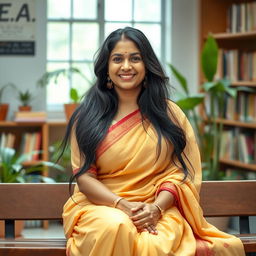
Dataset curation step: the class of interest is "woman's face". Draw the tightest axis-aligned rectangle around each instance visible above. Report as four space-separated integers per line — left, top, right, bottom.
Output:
108 38 146 94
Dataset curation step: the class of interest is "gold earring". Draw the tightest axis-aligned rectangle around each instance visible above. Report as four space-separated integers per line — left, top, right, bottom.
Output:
107 76 113 89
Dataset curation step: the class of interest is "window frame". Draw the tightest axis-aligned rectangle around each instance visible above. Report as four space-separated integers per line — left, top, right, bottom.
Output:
46 0 171 111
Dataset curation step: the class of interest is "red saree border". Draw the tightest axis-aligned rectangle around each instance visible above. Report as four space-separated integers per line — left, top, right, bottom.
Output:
195 235 215 256
97 110 142 158
108 109 140 132
72 166 97 175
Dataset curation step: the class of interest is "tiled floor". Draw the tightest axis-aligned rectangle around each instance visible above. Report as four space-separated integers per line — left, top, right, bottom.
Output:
22 222 65 238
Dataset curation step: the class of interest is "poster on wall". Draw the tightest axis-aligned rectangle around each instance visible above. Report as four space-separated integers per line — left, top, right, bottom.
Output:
0 0 36 55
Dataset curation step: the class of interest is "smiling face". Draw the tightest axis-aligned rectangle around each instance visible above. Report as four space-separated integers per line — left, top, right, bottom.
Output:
108 38 146 95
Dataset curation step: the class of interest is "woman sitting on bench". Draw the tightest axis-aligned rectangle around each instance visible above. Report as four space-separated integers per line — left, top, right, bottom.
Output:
62 27 245 256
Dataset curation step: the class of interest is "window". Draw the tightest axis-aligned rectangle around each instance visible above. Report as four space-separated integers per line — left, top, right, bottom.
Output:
47 0 171 110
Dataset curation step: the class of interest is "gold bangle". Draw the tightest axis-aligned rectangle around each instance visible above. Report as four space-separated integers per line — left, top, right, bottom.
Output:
153 203 164 216
113 197 123 208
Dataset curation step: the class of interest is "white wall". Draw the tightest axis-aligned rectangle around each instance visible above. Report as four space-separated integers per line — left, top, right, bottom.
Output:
171 0 199 94
0 0 47 120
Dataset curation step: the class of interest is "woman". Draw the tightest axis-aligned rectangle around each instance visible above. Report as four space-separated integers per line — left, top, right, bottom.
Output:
62 27 245 256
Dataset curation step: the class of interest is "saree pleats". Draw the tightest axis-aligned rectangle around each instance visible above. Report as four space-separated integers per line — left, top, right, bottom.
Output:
63 102 245 256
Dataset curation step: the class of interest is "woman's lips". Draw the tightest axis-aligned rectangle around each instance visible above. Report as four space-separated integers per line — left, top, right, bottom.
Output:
119 74 135 80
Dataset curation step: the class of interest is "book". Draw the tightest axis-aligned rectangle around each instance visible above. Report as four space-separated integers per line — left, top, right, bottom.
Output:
14 111 47 122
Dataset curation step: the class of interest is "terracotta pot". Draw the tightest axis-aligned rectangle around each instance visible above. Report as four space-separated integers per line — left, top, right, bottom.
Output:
0 220 24 238
18 105 32 111
0 104 9 121
64 103 79 121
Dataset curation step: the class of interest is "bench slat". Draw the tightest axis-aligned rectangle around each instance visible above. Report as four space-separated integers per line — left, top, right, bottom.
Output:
0 183 71 220
200 181 256 217
0 247 66 256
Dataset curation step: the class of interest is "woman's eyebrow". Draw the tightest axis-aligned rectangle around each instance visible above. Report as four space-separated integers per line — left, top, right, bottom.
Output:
110 52 141 57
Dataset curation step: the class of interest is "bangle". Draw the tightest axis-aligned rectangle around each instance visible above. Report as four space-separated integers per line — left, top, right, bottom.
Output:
153 203 164 216
113 197 124 208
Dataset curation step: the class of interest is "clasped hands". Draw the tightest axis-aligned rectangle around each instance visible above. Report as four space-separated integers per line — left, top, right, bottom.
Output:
117 200 161 235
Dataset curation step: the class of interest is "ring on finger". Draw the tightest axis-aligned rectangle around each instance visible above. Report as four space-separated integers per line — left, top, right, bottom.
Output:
144 223 149 228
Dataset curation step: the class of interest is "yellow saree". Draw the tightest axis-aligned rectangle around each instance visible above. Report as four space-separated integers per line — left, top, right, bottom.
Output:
62 101 245 256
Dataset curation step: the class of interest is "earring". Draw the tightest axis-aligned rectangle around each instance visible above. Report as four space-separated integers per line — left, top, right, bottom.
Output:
107 76 113 89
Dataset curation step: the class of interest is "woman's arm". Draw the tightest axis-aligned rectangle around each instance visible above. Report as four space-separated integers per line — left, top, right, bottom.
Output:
154 190 175 213
77 172 145 216
77 172 118 207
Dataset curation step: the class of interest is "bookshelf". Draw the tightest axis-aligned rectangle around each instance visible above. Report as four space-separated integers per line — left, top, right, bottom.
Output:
199 0 256 174
0 121 67 176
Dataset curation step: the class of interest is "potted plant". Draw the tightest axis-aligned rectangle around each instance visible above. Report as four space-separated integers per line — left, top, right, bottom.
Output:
17 89 34 111
169 35 237 181
37 67 90 120
0 83 16 121
0 147 65 237
49 140 71 182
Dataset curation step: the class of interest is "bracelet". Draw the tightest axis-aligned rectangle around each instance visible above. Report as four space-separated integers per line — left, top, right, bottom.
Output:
153 203 164 216
113 197 124 208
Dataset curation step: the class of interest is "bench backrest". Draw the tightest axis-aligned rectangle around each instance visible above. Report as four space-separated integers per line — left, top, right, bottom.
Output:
0 180 256 220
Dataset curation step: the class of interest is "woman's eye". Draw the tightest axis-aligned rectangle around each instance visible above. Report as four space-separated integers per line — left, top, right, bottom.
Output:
131 56 141 62
113 57 122 62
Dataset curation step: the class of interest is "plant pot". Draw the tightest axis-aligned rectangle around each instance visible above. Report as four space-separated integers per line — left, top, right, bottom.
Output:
18 105 32 112
0 103 9 121
64 103 79 121
0 220 24 238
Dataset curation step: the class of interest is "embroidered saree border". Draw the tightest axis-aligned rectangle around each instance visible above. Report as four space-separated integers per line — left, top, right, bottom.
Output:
97 110 142 158
73 166 97 175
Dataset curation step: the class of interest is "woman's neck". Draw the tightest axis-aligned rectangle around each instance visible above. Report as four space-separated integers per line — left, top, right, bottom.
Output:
115 88 141 110
114 88 141 120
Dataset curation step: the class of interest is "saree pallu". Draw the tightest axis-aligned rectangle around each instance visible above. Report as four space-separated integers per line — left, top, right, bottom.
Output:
63 101 245 256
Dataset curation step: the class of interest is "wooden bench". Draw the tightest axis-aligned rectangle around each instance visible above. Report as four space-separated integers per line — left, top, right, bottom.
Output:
0 181 255 256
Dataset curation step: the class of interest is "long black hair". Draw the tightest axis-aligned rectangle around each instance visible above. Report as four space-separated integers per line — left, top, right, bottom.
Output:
60 27 192 190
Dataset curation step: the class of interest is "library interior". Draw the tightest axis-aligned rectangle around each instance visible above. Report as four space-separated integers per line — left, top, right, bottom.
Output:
0 0 256 255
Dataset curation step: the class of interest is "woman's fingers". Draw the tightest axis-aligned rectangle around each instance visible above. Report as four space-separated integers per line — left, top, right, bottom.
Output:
131 203 145 213
130 210 148 221
140 223 158 235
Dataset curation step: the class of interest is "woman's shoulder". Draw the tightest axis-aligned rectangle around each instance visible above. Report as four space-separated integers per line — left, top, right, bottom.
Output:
166 99 186 119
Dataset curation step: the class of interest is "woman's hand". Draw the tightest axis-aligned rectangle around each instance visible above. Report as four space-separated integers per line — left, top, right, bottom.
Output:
116 199 145 217
130 203 161 235
116 200 158 234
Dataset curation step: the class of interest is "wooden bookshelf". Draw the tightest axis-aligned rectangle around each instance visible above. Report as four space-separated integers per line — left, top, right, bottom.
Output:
231 81 256 87
200 0 256 177
216 119 256 129
220 158 256 172
213 31 256 40
0 120 67 176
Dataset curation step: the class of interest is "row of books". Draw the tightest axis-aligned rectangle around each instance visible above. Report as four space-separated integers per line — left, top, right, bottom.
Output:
0 132 42 161
216 49 256 82
0 133 15 148
223 92 256 122
20 132 42 161
220 128 255 164
14 111 47 122
227 1 256 33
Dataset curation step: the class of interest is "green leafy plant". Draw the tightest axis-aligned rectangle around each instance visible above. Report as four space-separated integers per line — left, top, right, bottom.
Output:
37 67 91 103
0 83 16 104
17 89 34 106
169 35 237 180
49 140 71 182
0 147 65 183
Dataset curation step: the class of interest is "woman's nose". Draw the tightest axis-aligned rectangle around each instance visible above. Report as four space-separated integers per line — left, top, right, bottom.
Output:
121 60 131 71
